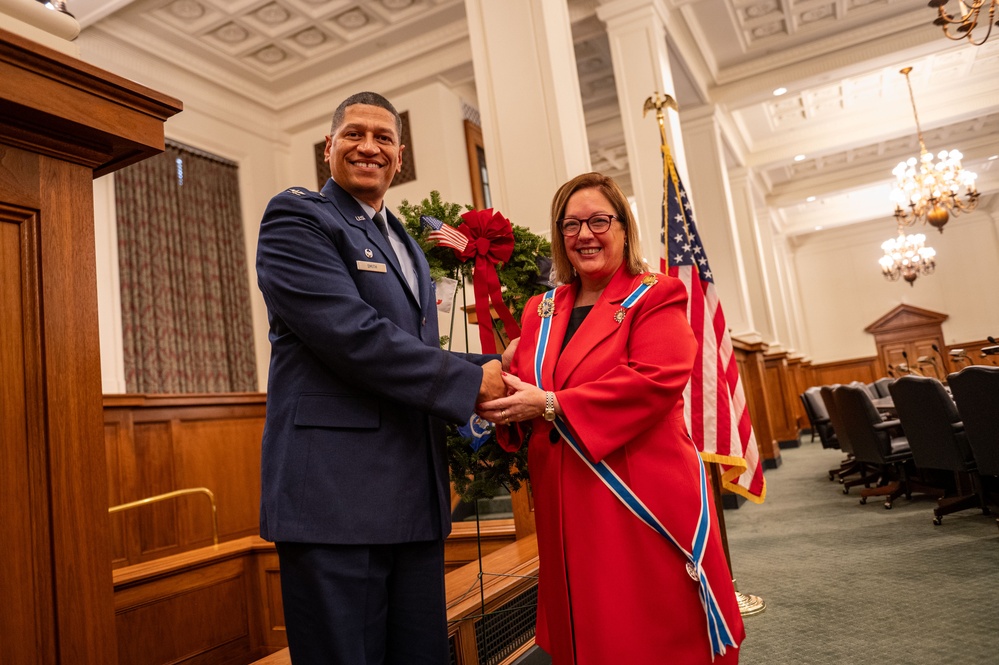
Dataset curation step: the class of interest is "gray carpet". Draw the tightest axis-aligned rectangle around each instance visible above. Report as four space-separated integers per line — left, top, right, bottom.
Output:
726 439 999 664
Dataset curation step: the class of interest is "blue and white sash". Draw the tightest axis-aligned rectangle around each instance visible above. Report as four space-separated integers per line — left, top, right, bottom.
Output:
534 280 737 659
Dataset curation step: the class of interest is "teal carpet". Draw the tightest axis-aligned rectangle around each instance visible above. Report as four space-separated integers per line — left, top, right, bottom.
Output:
726 439 999 664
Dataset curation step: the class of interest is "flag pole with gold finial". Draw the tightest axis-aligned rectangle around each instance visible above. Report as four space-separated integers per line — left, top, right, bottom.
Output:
643 90 766 618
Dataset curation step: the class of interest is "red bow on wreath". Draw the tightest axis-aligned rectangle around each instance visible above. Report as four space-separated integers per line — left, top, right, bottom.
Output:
454 209 522 353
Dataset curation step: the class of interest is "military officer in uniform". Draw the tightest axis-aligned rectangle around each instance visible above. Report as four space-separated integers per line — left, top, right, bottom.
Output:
256 91 507 665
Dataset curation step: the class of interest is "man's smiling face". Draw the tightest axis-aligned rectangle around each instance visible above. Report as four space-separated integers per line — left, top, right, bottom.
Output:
325 103 404 210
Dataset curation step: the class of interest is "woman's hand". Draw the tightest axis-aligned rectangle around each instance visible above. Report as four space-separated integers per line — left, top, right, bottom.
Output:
476 372 547 425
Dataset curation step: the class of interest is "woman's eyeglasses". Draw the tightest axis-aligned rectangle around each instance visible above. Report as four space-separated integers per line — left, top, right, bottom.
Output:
558 214 617 237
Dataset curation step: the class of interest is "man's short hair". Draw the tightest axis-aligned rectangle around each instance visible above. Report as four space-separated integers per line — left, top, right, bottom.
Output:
330 92 402 139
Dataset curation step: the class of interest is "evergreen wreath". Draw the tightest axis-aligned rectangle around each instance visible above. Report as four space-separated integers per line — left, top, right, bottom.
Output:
397 191 552 502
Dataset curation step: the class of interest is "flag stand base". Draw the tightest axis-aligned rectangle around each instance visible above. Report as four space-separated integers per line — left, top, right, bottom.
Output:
733 580 766 616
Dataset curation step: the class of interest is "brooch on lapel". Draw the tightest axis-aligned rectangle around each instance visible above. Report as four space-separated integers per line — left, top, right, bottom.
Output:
614 308 627 324
537 299 555 318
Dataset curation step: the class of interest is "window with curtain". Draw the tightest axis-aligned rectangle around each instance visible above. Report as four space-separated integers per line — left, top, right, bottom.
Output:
114 140 257 393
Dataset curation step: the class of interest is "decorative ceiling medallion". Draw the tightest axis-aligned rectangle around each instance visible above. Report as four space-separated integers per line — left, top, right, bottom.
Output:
214 23 249 44
751 22 785 39
254 45 287 64
336 8 370 29
744 1 779 19
169 0 205 20
382 0 415 9
294 28 327 47
800 6 833 23
256 3 290 25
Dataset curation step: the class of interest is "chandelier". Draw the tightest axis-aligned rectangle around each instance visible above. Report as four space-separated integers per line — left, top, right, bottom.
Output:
889 67 979 232
879 226 937 286
929 1 998 45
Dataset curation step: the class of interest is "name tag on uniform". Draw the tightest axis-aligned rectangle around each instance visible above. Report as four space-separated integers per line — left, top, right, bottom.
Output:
356 260 387 273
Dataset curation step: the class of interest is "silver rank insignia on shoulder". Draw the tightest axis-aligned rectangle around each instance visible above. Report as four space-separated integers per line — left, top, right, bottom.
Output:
537 298 555 318
355 215 366 221
288 188 306 196
364 248 374 258
614 307 627 324
641 273 658 286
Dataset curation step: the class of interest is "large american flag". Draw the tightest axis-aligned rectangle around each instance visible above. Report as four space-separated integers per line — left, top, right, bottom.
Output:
421 215 468 253
662 158 766 503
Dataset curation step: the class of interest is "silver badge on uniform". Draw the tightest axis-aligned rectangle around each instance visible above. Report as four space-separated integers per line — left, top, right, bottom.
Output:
364 248 374 258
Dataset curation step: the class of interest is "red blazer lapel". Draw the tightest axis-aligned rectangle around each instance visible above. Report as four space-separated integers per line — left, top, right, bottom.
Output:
554 266 644 389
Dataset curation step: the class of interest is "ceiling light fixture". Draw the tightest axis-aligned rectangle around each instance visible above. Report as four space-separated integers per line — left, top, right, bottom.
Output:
889 67 978 233
772 87 787 96
879 225 936 286
929 0 998 45
793 154 805 162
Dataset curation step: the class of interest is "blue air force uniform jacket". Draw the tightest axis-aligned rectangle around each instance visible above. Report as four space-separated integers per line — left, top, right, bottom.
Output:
256 178 487 545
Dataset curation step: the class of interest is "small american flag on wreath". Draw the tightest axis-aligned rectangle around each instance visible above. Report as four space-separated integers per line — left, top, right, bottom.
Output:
420 215 468 253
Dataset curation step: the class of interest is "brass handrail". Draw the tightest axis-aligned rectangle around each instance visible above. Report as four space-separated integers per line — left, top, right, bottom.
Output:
109 487 219 546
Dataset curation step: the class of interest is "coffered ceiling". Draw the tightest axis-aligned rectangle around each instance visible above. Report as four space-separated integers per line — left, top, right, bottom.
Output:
72 0 999 237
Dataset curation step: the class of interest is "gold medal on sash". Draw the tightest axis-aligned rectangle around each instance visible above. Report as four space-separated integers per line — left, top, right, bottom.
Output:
642 273 658 286
538 298 555 318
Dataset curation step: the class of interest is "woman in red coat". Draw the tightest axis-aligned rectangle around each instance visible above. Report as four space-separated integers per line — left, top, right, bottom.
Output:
478 173 744 664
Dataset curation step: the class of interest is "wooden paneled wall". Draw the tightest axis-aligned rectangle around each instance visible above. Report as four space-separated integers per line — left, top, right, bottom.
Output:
103 394 517 571
802 340 997 391
104 394 267 568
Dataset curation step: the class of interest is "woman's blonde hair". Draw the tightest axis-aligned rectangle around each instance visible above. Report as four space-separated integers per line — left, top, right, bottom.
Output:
549 172 646 284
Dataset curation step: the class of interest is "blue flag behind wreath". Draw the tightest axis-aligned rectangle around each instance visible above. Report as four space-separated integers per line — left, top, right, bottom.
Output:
456 414 495 452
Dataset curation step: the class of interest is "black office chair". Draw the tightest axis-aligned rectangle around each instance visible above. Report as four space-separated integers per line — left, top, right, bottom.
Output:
821 385 878 490
833 384 936 509
802 387 837 449
888 376 989 524
873 377 894 398
948 366 999 530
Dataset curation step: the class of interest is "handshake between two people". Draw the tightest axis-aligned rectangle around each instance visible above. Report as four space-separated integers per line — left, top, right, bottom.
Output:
474 338 553 427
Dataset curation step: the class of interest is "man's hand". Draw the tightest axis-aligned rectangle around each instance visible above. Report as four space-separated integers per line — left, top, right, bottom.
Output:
501 337 520 372
477 359 505 403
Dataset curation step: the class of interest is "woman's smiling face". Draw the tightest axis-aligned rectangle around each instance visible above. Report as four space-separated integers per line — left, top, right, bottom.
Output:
562 187 626 288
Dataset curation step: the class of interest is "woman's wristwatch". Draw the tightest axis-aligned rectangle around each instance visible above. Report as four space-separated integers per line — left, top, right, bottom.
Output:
544 391 556 422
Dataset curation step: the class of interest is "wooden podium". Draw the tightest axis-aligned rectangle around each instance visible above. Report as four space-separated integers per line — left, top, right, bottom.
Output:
0 27 181 664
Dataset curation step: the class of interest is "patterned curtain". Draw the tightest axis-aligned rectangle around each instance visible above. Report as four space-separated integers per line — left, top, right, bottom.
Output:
115 142 257 393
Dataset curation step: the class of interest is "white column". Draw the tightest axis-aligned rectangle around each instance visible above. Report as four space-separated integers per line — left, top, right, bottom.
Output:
464 0 591 235
596 0 687 266
771 232 807 353
680 107 760 339
728 167 777 345
93 173 127 393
